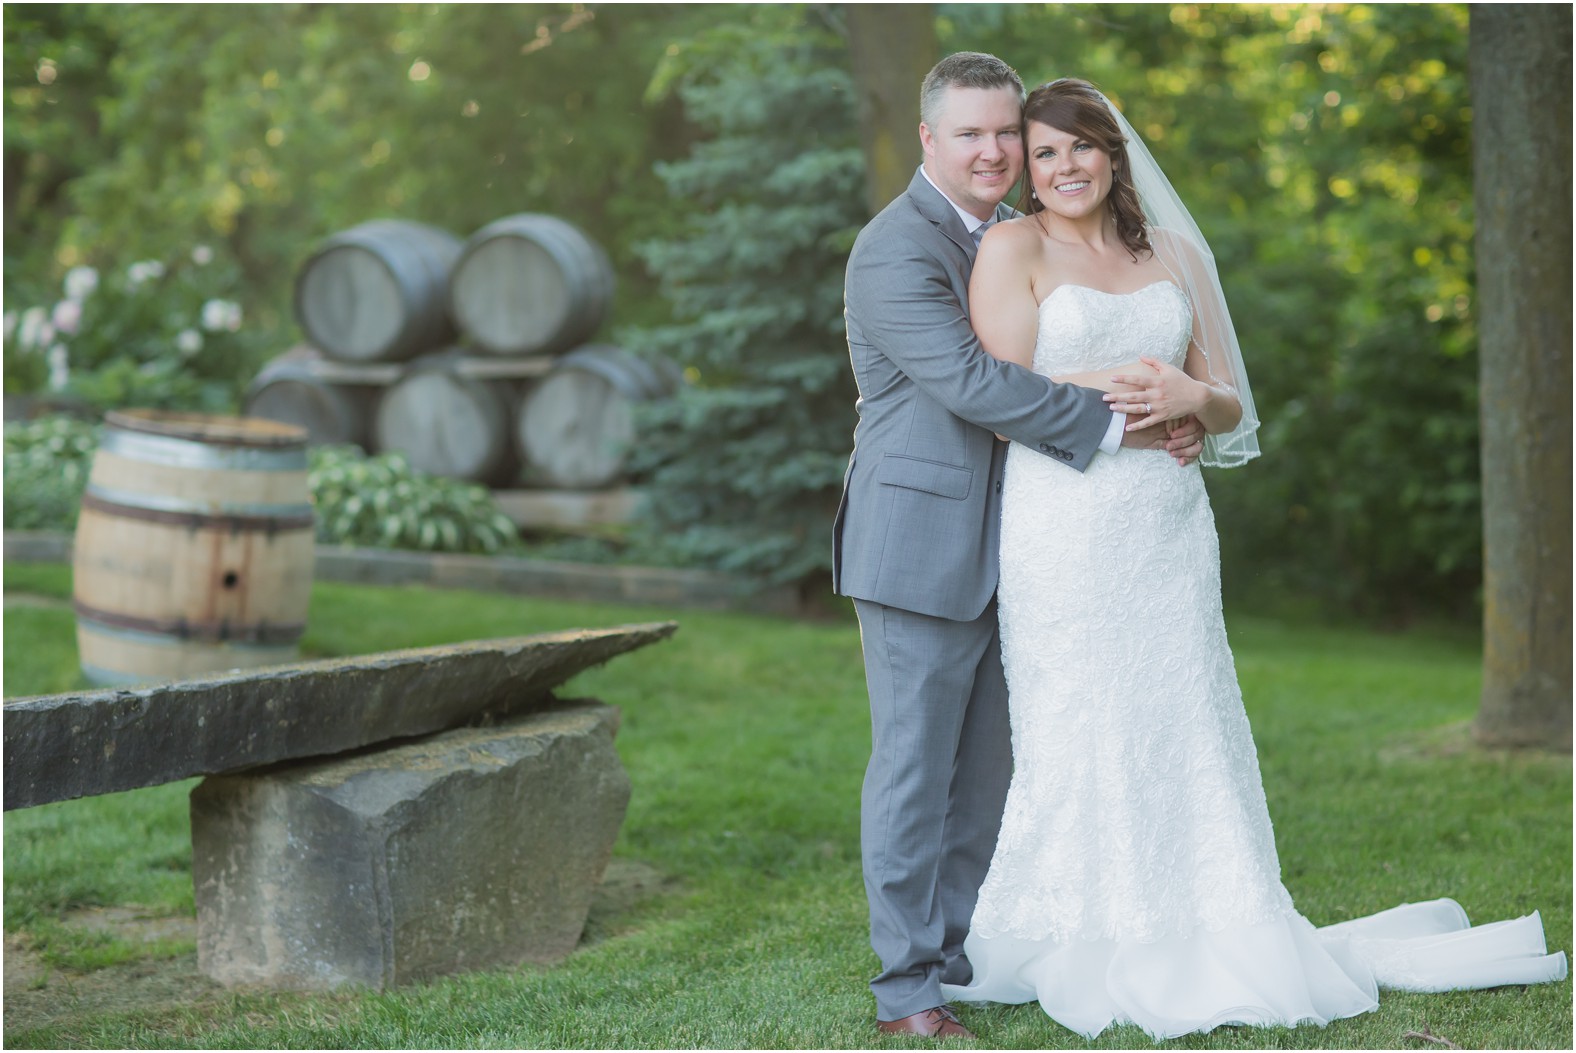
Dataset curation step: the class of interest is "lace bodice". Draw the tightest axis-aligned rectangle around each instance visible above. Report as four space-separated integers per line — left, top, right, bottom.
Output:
1032 280 1192 376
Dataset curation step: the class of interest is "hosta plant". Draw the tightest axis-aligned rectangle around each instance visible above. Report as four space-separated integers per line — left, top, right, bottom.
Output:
307 445 521 555
2 416 100 531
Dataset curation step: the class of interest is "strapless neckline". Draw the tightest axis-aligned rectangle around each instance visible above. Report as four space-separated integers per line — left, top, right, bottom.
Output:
1031 279 1192 375
1038 280 1180 311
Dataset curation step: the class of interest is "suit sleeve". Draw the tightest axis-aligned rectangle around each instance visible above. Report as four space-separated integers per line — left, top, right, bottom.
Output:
845 231 1112 471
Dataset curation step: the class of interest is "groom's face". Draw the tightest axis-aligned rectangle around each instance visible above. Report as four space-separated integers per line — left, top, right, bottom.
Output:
919 85 1024 221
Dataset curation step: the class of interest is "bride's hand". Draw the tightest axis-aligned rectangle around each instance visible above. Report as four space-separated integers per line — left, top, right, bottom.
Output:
1102 357 1207 430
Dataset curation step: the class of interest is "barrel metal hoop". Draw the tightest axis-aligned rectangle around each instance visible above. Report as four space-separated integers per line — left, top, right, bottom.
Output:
100 427 309 472
80 490 315 533
85 483 316 522
74 600 306 645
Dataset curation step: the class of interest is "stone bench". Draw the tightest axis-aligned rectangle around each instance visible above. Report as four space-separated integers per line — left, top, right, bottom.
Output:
3 623 676 991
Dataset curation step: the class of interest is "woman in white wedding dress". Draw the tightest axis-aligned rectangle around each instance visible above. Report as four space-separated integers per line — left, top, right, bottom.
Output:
939 78 1567 1040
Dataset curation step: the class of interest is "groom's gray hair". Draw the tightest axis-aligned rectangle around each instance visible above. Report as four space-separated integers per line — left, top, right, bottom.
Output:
919 52 1026 128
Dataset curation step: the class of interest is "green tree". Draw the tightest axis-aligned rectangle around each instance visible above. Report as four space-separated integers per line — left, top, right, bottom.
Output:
7 5 707 338
626 5 866 586
3 6 119 297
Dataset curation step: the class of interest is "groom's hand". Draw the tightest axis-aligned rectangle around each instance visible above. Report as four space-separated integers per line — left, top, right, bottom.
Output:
1118 419 1172 452
1165 415 1205 466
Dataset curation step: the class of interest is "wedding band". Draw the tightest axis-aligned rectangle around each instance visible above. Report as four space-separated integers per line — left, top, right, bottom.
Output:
1145 403 1152 414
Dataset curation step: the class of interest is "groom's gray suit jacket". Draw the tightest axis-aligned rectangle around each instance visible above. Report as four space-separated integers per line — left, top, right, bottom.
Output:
834 168 1112 621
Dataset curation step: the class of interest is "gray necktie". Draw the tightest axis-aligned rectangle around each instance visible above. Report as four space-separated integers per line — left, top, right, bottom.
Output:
971 220 994 247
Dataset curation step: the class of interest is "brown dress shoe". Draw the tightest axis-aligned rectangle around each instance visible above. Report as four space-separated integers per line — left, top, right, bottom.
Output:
877 1005 977 1039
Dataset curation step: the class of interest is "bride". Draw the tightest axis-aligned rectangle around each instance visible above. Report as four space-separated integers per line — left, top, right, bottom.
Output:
940 77 1567 1039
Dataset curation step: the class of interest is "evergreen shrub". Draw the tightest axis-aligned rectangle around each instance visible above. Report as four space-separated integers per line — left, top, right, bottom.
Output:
624 7 866 585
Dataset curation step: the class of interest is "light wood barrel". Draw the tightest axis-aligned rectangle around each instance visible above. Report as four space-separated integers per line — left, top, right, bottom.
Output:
295 220 462 362
371 353 517 484
448 214 615 355
516 345 675 489
72 410 316 687
243 348 378 450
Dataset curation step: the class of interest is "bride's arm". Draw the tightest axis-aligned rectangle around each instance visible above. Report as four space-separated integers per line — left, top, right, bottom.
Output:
1103 352 1241 434
967 224 1042 369
1103 234 1243 435
971 227 1147 393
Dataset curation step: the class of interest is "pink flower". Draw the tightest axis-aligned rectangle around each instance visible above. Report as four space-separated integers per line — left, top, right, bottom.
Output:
46 344 69 391
201 298 243 332
63 265 99 302
17 306 48 350
126 260 166 288
51 299 82 336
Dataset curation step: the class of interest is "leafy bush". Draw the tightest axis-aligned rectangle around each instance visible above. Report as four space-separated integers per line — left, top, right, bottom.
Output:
307 445 521 555
3 246 266 413
2 416 98 531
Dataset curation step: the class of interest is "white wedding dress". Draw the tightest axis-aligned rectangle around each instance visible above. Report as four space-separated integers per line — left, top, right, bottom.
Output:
940 281 1567 1039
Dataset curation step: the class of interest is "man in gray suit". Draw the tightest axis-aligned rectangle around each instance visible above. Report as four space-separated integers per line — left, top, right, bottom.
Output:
833 52 1203 1039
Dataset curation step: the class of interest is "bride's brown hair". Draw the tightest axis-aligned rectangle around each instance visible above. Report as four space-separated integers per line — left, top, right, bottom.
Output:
1018 78 1151 261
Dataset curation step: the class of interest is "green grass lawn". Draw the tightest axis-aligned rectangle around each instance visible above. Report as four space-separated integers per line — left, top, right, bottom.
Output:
3 562 1570 1049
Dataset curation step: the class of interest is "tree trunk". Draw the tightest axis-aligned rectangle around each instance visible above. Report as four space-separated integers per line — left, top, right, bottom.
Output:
843 4 937 217
1470 4 1573 750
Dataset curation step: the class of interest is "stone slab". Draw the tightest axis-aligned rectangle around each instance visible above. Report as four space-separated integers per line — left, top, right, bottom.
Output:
3 622 675 810
191 701 630 990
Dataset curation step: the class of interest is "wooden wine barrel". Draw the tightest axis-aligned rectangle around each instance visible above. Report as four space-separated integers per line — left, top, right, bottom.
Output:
516 345 676 489
72 410 316 687
372 353 517 484
448 214 615 355
243 348 379 450
295 220 462 362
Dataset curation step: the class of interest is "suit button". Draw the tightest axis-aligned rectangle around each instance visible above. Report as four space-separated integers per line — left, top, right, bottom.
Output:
1062 451 1073 462
995 480 1003 493
1038 442 1051 452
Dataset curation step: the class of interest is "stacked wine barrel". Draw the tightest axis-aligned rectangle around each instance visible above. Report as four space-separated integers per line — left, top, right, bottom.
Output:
246 214 675 490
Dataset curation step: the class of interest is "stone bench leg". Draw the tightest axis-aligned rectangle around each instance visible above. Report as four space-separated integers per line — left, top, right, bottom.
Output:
190 701 630 991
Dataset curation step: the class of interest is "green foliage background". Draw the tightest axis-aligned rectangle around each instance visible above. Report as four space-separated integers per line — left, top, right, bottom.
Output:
4 3 1480 618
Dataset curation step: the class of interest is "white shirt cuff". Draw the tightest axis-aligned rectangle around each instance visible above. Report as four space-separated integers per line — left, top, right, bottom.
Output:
1099 411 1125 456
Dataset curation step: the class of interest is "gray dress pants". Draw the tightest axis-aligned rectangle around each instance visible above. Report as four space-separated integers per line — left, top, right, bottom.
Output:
853 596 1013 1020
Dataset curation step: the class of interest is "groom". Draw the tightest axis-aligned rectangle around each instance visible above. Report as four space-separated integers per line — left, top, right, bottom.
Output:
833 52 1203 1039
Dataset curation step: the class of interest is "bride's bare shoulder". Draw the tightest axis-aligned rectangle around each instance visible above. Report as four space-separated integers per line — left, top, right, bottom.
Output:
979 216 1043 255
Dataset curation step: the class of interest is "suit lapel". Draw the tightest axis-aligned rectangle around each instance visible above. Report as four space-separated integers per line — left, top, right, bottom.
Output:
905 167 977 261
905 167 1024 264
